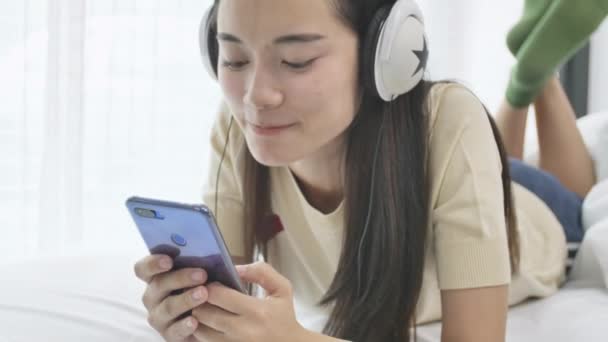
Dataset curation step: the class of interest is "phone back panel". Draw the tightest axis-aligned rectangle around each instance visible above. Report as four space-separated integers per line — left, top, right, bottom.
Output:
125 197 244 292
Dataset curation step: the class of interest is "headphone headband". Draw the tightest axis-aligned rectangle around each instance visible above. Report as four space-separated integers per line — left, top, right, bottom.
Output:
199 6 217 80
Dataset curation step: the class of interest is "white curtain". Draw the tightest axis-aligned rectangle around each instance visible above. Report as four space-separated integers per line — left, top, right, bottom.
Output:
2 0 219 262
419 0 524 108
1 0 529 263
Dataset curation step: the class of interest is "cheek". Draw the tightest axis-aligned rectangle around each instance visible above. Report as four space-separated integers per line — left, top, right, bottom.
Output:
219 73 246 107
218 73 249 127
290 62 358 128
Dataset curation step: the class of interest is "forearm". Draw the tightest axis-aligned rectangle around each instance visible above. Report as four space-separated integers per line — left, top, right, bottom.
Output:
441 328 505 342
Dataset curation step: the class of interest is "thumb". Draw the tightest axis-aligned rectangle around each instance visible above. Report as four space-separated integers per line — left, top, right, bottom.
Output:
236 262 291 297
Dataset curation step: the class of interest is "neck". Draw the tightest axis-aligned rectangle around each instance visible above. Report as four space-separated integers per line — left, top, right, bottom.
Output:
288 134 346 214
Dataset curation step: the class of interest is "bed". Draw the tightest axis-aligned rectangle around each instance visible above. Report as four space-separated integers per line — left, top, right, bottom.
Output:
0 113 606 341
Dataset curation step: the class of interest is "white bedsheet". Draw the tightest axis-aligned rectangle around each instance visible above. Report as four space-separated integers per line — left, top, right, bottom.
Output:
0 234 606 342
0 251 162 342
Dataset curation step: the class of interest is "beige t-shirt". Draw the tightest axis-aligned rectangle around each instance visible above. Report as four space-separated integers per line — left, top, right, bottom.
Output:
202 83 567 325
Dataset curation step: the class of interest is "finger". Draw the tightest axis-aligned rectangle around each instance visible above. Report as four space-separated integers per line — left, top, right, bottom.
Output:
193 323 229 342
164 315 199 342
144 268 208 309
236 262 291 297
153 286 209 330
134 254 173 283
206 282 257 315
192 303 238 335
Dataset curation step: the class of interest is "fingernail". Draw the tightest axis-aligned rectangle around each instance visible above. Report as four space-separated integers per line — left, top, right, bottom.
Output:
192 288 203 300
185 317 194 328
159 258 172 270
191 271 204 281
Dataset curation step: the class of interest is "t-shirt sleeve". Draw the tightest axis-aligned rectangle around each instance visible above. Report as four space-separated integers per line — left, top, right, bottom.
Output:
202 104 246 258
431 86 512 290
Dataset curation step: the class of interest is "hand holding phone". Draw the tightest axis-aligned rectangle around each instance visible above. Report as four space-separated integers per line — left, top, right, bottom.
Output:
126 196 244 292
128 196 246 340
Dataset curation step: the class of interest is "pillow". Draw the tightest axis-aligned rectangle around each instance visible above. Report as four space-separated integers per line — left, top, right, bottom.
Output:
576 112 608 182
583 179 608 230
570 178 608 288
568 218 608 288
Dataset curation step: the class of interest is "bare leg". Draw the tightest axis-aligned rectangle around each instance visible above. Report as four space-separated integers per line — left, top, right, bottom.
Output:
533 76 596 198
495 100 529 160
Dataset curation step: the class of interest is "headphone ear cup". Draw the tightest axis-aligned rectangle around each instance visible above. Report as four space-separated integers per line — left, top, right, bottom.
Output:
199 5 218 79
362 5 391 99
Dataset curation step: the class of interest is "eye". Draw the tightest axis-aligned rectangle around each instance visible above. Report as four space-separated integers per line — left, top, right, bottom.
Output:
221 60 249 71
283 58 316 70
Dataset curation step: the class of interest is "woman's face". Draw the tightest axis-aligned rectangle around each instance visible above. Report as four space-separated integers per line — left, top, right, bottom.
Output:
216 0 359 166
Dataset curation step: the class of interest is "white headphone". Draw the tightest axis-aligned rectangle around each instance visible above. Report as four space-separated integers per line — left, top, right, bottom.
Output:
199 0 428 102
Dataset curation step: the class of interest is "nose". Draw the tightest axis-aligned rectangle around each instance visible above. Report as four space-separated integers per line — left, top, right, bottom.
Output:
243 64 284 110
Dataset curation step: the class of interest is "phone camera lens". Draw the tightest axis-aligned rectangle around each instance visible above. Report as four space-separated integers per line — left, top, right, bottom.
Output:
135 208 157 218
171 233 187 247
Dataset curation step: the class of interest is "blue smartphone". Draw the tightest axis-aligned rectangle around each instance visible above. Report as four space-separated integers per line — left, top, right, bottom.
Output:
125 196 245 293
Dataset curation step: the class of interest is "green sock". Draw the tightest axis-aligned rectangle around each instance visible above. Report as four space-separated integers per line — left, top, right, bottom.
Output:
506 0 553 56
506 0 608 108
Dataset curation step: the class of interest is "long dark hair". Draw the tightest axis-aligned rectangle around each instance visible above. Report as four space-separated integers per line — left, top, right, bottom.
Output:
209 0 519 341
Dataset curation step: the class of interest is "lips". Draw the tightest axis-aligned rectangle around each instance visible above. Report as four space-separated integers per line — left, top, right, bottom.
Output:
251 122 293 129
247 121 296 136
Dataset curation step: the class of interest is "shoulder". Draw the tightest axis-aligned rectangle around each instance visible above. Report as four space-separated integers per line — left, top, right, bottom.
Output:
426 83 504 210
426 83 497 172
427 82 490 143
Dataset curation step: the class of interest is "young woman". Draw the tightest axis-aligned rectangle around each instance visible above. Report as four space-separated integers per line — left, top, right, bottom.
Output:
133 0 602 341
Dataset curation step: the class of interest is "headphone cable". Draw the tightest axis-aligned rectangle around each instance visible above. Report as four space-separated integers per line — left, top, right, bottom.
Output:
214 116 235 218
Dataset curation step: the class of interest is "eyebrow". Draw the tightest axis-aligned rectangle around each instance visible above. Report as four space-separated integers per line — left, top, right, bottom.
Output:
217 32 326 45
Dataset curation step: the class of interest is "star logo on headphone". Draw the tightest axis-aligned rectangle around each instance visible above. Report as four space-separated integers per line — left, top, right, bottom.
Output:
412 39 428 76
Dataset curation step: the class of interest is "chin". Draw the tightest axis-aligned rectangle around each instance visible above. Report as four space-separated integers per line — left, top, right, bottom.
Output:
247 143 299 167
